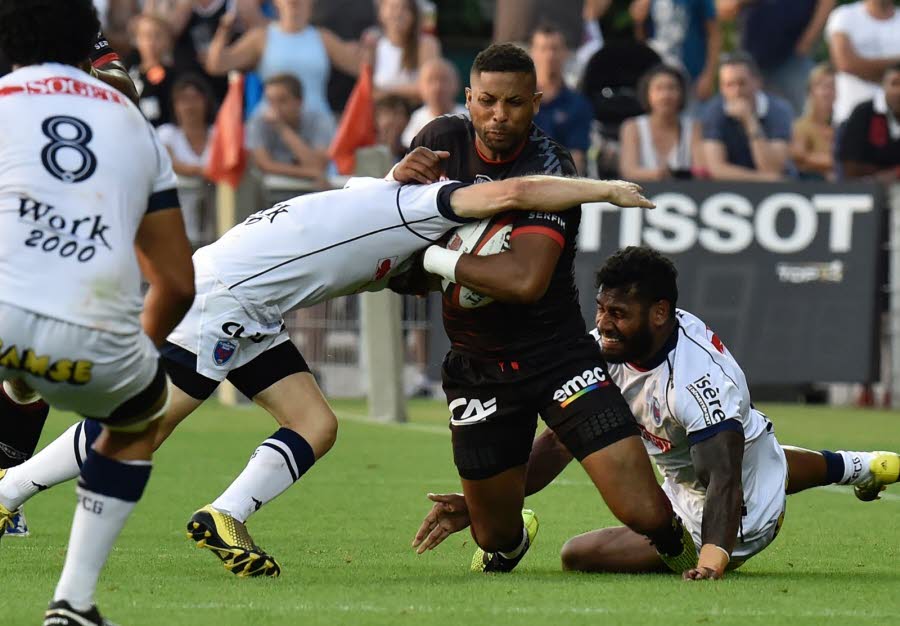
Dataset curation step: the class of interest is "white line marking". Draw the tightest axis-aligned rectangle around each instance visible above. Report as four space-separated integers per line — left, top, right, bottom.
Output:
146 601 896 619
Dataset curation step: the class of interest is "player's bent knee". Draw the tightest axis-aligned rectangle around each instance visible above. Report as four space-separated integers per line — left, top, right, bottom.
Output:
312 411 338 455
560 533 625 573
560 536 596 572
93 419 160 461
281 408 338 458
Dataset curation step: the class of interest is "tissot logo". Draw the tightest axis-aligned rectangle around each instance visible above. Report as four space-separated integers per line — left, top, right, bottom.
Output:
580 191 873 254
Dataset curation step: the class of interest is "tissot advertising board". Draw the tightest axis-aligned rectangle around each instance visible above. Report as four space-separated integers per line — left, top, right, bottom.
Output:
574 181 884 384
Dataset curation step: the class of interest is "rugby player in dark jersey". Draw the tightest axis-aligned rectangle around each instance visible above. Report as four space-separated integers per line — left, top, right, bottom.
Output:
393 44 696 573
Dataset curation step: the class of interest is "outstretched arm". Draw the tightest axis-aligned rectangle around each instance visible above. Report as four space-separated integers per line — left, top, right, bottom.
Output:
449 176 654 219
428 178 651 304
684 424 745 580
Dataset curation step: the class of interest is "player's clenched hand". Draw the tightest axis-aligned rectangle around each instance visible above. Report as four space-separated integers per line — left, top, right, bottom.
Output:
393 147 450 184
682 566 723 581
603 180 655 209
411 492 470 554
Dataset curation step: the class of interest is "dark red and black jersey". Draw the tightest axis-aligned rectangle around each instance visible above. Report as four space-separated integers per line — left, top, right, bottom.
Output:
838 99 900 173
410 114 586 359
90 31 120 69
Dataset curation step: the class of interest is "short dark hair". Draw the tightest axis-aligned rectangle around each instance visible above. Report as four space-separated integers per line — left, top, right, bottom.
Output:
0 0 99 67
719 50 762 78
884 61 900 79
596 246 678 317
264 73 303 100
637 64 688 112
471 43 536 80
171 73 216 125
531 19 567 44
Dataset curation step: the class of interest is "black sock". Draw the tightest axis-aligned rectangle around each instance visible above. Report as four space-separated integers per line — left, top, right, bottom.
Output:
0 390 51 468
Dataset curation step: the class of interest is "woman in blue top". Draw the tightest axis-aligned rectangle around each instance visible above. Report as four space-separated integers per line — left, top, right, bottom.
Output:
205 0 361 131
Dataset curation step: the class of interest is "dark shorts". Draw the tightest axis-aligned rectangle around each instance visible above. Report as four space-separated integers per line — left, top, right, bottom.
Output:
161 339 310 401
443 337 639 480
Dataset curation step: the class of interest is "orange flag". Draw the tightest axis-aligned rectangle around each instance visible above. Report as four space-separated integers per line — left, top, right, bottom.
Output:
204 73 246 188
329 64 376 175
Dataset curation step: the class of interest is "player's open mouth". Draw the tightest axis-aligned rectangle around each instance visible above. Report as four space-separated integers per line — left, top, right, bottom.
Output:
600 335 623 350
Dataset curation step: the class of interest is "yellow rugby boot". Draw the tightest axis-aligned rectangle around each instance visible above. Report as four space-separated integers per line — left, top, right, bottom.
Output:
186 505 281 577
0 469 18 542
854 451 900 501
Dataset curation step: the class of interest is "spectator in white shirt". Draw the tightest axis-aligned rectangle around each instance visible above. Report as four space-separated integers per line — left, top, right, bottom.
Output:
401 57 466 148
368 0 441 103
826 0 900 124
156 74 215 243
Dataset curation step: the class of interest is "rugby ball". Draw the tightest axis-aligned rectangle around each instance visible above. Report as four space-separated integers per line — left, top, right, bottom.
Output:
443 214 514 308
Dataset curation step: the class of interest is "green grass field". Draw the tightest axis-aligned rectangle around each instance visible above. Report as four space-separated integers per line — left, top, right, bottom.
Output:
3 399 898 625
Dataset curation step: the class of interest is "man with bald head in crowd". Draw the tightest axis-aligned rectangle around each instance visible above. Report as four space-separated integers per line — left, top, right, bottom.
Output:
402 57 466 147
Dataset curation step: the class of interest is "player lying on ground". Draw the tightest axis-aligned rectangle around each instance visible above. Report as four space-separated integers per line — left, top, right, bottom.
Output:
413 247 899 579
0 174 654 578
0 25 140 540
390 43 700 577
0 1 195 623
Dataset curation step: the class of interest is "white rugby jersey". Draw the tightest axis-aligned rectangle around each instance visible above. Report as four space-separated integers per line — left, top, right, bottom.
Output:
591 309 769 491
0 64 179 334
193 177 472 324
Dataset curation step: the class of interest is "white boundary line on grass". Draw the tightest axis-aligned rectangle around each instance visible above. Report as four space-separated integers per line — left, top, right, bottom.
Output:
339 412 900 503
150 601 896 619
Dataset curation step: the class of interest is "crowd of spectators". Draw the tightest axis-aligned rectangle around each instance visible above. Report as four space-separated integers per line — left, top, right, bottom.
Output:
0 0 898 190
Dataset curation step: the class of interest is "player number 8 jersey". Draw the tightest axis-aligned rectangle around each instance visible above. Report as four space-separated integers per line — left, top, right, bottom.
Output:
0 63 178 335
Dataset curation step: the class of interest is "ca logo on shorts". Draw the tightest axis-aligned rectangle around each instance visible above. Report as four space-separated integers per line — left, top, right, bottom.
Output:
448 397 497 425
213 339 237 366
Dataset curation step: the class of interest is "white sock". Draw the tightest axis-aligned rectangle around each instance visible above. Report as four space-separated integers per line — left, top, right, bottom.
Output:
53 453 151 612
837 450 874 485
0 422 83 510
212 429 315 523
53 487 137 611
211 448 295 523
2 380 41 404
498 527 528 559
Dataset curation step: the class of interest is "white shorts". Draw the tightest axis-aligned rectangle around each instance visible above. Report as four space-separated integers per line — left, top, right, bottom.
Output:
166 263 290 383
0 301 167 426
663 429 787 563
